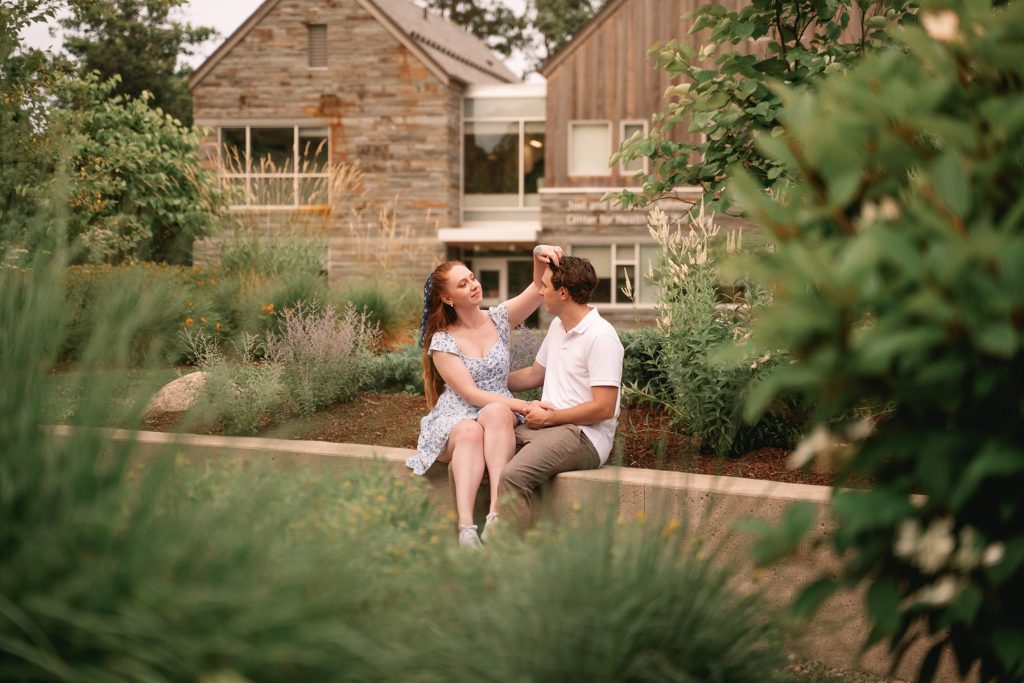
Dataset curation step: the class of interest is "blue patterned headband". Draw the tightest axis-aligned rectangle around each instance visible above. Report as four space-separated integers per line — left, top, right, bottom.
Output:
419 275 432 348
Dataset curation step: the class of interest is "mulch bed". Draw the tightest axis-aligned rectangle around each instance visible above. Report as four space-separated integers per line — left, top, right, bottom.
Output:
257 391 842 488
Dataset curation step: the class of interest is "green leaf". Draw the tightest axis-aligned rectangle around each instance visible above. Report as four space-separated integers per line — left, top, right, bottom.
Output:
928 152 971 218
791 578 839 619
866 579 901 637
952 444 1024 509
937 584 982 628
738 502 817 566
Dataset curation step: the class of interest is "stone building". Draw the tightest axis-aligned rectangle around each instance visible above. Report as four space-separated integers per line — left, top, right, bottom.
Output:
189 0 517 283
190 0 754 322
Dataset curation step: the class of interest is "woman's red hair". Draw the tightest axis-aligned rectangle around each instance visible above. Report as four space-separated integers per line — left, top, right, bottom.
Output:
421 261 463 408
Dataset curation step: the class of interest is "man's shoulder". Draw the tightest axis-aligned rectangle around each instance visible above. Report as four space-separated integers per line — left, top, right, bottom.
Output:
586 313 622 342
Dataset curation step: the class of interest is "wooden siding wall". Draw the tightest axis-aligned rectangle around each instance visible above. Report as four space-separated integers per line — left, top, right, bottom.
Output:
191 0 450 283
544 0 880 190
543 0 743 189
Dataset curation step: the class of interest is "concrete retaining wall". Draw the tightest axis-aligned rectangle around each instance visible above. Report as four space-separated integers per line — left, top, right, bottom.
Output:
48 426 969 682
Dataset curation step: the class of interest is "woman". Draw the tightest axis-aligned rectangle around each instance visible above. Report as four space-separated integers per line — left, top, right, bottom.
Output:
406 245 562 548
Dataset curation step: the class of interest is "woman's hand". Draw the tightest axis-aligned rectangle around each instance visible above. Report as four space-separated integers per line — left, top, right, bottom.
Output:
533 244 562 268
511 398 531 415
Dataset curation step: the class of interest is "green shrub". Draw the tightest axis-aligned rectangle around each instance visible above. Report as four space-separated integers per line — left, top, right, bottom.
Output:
61 263 210 363
216 231 326 278
5 72 224 264
731 3 1024 680
184 330 284 435
644 204 796 456
362 342 423 394
336 281 418 342
266 301 379 415
619 326 671 406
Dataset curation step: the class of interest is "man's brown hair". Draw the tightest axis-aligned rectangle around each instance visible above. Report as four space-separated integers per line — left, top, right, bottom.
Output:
550 255 598 305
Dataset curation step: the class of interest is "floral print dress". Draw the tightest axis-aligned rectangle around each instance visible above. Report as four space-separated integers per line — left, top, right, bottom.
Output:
406 303 518 476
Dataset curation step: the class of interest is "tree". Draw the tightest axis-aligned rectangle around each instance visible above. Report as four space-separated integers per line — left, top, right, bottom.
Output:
532 0 601 65
614 0 915 212
1 0 65 250
58 0 215 126
731 2 1024 680
424 0 531 59
53 72 224 263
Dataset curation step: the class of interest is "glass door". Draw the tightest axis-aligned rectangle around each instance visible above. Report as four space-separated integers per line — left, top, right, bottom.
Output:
470 257 506 307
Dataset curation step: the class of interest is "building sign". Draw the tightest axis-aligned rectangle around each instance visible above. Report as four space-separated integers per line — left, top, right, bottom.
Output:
564 197 695 227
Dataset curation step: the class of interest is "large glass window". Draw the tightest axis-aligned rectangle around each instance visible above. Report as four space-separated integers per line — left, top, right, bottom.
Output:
464 122 519 208
462 96 545 222
219 126 330 207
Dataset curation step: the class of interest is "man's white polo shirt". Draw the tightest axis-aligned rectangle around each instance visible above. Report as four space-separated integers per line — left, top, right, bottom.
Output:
535 307 624 464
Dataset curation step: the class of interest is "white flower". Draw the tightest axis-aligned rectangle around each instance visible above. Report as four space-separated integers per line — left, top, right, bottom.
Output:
846 417 876 441
877 197 901 221
915 517 956 574
953 527 981 571
982 543 1005 567
894 519 922 560
788 424 831 469
922 10 960 43
917 575 958 606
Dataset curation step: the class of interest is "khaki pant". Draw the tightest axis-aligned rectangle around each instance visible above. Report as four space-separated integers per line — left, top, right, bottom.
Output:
499 423 600 530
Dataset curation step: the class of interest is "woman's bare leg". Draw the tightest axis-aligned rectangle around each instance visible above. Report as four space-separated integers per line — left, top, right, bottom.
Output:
477 403 518 515
437 420 486 528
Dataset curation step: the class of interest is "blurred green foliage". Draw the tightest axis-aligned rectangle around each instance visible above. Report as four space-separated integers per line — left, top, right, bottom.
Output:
731 2 1024 680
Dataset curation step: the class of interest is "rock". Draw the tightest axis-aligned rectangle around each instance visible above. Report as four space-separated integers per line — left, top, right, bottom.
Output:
144 371 208 423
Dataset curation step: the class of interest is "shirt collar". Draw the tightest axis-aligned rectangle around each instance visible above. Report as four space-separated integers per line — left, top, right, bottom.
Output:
564 307 598 336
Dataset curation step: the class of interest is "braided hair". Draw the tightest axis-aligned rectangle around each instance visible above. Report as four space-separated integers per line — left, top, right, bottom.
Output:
420 261 462 408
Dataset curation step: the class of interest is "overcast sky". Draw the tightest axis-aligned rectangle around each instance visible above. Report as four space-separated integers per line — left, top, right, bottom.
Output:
21 0 535 76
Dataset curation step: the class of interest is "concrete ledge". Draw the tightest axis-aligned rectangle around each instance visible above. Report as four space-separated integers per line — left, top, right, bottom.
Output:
47 426 965 682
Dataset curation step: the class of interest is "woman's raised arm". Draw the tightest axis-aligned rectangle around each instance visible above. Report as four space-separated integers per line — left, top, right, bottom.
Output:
505 244 562 328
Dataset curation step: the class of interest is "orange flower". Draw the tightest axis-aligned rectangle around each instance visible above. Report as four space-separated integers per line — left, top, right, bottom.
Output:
185 317 195 327
209 278 217 285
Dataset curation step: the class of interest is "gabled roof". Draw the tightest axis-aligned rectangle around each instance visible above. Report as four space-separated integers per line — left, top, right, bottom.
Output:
189 0 517 90
374 0 517 84
539 0 628 77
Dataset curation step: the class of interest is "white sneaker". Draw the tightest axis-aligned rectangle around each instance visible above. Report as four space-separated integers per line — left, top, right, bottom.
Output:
458 525 482 550
480 513 499 543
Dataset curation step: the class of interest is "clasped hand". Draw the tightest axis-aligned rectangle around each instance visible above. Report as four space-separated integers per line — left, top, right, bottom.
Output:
518 399 556 429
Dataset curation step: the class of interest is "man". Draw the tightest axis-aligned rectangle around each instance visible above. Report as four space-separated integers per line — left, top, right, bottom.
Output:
501 255 625 529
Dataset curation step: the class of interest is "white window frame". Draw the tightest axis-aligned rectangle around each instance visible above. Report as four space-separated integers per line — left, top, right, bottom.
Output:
567 120 613 178
619 120 649 176
568 241 659 308
218 125 331 210
461 113 545 223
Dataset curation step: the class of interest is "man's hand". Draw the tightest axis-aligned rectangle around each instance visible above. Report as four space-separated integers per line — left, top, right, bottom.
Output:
524 401 557 429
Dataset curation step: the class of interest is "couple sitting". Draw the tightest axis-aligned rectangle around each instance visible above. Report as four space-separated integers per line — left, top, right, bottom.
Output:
405 246 624 548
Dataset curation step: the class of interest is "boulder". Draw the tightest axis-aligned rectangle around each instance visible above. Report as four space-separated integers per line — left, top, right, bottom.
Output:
144 371 208 423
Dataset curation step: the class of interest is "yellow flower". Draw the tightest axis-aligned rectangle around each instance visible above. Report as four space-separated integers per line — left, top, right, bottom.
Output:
200 316 207 325
215 322 221 332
